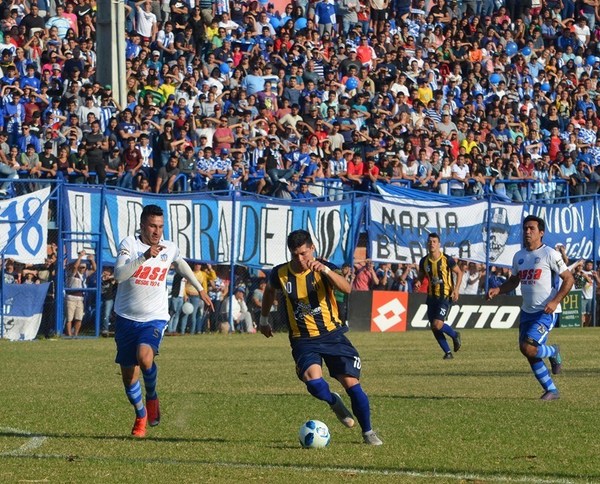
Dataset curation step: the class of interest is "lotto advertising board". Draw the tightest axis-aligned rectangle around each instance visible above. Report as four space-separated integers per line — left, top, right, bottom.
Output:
348 292 523 332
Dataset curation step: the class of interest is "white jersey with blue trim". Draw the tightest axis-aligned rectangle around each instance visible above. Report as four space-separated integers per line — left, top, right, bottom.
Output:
114 236 180 322
512 244 568 314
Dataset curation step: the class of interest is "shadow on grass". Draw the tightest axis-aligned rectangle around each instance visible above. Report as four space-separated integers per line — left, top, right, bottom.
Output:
0 430 226 444
2 450 598 483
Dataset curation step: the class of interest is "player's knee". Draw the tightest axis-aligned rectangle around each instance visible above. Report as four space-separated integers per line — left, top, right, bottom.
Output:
520 339 538 358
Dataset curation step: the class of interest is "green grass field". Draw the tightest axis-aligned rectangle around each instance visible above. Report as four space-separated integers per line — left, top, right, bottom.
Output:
1 329 599 483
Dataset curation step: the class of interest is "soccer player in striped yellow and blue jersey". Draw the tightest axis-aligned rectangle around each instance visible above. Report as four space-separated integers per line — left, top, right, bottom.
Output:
259 230 383 445
414 233 464 359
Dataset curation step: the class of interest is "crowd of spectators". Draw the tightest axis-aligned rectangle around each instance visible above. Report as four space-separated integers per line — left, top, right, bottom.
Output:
1 0 600 200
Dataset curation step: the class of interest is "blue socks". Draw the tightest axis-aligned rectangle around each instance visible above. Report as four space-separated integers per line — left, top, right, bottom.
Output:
440 323 457 339
535 345 557 359
346 384 372 432
125 380 146 418
433 329 452 354
305 378 335 405
530 360 557 392
142 363 158 400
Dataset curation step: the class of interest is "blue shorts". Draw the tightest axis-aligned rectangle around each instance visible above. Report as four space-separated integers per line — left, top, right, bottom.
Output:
114 315 168 367
426 297 452 324
291 330 361 381
519 310 557 346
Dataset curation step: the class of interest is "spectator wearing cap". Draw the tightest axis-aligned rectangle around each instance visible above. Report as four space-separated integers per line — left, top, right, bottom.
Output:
37 140 58 179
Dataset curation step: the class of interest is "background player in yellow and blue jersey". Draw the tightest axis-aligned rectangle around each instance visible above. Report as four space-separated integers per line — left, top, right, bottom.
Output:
414 233 463 359
259 230 383 446
487 215 574 401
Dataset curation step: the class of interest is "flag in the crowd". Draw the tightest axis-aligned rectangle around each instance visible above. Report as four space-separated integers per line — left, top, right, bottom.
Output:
1 283 50 341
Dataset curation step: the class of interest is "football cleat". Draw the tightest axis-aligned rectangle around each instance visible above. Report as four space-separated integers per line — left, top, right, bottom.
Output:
540 390 560 401
330 392 355 428
362 430 383 446
453 332 462 353
443 352 454 360
131 415 147 438
549 345 562 375
147 397 160 427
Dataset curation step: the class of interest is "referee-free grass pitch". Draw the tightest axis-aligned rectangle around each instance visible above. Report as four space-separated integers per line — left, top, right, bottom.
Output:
1 329 599 483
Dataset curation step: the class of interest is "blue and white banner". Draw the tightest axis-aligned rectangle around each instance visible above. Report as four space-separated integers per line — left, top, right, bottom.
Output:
0 188 50 264
525 200 599 261
368 199 523 266
1 282 50 341
64 188 364 268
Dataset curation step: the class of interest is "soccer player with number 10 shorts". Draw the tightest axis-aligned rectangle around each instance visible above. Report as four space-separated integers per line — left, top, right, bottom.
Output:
113 205 214 437
259 230 383 445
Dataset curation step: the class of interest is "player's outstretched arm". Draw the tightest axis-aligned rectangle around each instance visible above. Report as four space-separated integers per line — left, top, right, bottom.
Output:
173 257 214 312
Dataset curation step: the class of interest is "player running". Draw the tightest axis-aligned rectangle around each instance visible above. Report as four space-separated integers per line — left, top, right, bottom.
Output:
413 233 463 359
259 230 383 445
487 215 574 400
113 204 213 437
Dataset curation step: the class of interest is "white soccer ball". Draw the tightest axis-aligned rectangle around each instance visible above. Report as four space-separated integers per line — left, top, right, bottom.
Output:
298 420 330 449
181 302 194 315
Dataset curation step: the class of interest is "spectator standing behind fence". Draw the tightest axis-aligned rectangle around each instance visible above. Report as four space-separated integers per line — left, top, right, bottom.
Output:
3 259 19 284
100 266 117 337
168 272 185 334
226 286 255 333
65 250 96 337
572 260 594 327
352 259 379 291
179 263 207 334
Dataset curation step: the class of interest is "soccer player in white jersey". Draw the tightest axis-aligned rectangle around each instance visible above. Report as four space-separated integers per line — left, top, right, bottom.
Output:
487 215 574 401
114 204 213 437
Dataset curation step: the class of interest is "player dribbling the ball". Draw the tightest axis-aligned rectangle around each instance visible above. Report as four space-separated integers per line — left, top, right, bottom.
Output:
259 230 383 446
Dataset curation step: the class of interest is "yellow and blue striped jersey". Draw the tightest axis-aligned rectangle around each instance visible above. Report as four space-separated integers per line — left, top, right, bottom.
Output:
269 260 343 339
418 253 457 299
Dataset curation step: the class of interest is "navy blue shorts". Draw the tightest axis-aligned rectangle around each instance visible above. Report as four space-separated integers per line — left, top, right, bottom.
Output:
114 315 168 367
291 330 361 381
519 310 557 346
426 297 452 324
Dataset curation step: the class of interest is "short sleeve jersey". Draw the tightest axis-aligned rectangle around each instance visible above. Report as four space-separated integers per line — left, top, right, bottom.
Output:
418 253 457 299
511 244 568 313
114 236 180 322
269 260 344 340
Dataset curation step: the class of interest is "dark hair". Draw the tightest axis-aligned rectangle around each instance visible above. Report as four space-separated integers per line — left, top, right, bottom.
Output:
287 229 313 251
523 215 545 232
428 232 440 241
141 204 163 224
